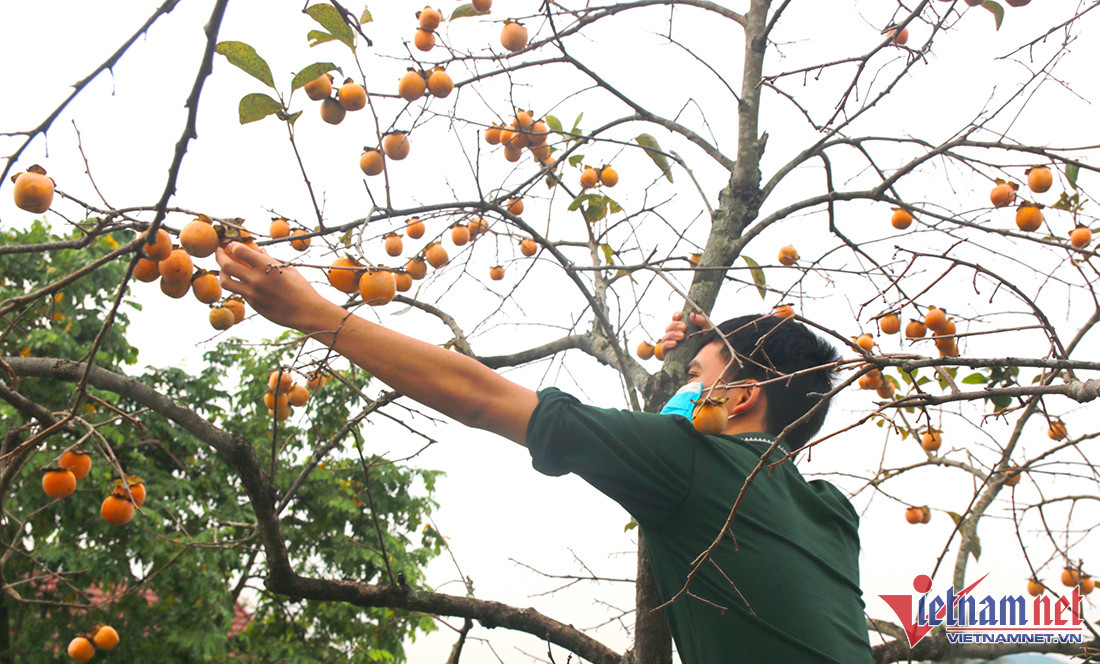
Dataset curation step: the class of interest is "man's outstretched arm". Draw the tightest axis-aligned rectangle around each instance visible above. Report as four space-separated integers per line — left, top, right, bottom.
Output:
215 242 538 446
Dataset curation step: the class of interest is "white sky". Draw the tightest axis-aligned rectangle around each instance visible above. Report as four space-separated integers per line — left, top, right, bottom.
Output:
2 1 1098 662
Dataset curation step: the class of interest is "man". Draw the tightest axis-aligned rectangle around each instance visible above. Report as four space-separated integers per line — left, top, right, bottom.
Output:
216 242 873 664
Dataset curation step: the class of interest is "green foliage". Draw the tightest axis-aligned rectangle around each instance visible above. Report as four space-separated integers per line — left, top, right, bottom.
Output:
2 221 440 662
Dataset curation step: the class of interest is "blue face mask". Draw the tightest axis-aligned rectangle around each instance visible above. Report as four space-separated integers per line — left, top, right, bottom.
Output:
660 381 704 419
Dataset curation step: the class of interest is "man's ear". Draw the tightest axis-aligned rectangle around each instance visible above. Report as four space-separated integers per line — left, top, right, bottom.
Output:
728 381 763 416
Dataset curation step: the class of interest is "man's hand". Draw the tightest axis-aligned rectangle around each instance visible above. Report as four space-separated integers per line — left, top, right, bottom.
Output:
660 311 713 351
215 242 340 333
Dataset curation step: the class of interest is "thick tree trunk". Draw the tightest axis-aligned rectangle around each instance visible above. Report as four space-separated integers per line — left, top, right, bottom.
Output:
633 536 672 664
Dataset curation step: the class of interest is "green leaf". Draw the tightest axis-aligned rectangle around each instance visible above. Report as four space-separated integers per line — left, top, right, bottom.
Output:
981 1 1004 30
568 154 585 168
450 3 488 19
600 243 615 265
742 256 766 299
571 112 584 133
360 8 373 23
286 110 303 125
238 93 283 124
215 41 275 88
545 114 562 133
961 373 989 385
568 193 591 212
991 394 1012 412
305 3 356 50
307 30 338 47
1066 163 1080 189
624 518 638 532
971 535 982 562
636 133 673 183
583 197 607 223
291 62 341 90
607 197 622 214
947 511 962 526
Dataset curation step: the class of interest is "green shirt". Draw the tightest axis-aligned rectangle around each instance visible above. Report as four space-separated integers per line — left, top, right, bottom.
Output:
525 388 872 664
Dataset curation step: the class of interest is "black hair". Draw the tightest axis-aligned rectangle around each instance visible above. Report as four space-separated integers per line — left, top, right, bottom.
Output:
698 314 841 449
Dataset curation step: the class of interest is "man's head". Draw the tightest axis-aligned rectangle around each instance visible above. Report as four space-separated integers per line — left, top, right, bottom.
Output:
692 314 841 449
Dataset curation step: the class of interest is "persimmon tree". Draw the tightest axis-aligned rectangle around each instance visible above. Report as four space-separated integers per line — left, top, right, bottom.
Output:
2 1 1100 663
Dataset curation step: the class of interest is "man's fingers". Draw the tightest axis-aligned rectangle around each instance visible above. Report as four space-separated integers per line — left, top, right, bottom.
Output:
222 241 269 269
672 311 683 322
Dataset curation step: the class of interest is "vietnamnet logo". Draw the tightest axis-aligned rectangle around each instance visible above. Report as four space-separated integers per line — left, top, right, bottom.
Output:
880 573 1085 646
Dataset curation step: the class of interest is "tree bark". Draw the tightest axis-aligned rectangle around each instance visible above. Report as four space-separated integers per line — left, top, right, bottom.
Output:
633 535 672 664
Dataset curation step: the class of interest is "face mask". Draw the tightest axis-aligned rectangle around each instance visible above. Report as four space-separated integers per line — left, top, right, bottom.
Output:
660 381 704 419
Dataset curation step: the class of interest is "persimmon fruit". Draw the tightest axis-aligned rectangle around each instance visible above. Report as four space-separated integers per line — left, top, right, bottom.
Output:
360 269 397 306
507 198 524 215
12 167 54 213
473 0 491 10
418 6 442 31
426 243 449 268
692 398 728 435
451 225 470 246
579 166 599 189
880 314 901 334
773 304 794 318
855 334 875 352
394 271 413 292
485 124 502 145
406 217 425 239
269 217 291 239
134 257 160 283
468 216 489 237
924 307 947 333
500 21 528 52
1016 204 1043 232
192 270 222 304
427 68 453 97
101 492 136 526
905 319 927 338
93 625 120 650
1027 166 1053 193
653 341 666 361
288 384 310 407
399 70 427 102
777 245 799 266
180 218 219 257
290 229 311 251
338 79 367 111
1070 226 1091 248
360 148 385 176
891 208 913 230
224 297 246 324
59 450 92 480
160 277 190 299
142 229 173 261
209 306 236 330
1027 578 1044 597
384 233 403 257
67 637 95 662
42 469 77 499
413 27 435 52
990 182 1018 208
636 341 654 360
383 132 411 160
1048 421 1068 440
405 257 428 280
321 97 346 125
519 238 537 257
269 370 294 394
921 429 942 452
303 73 333 101
600 166 619 187
1062 568 1082 587
158 249 193 283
